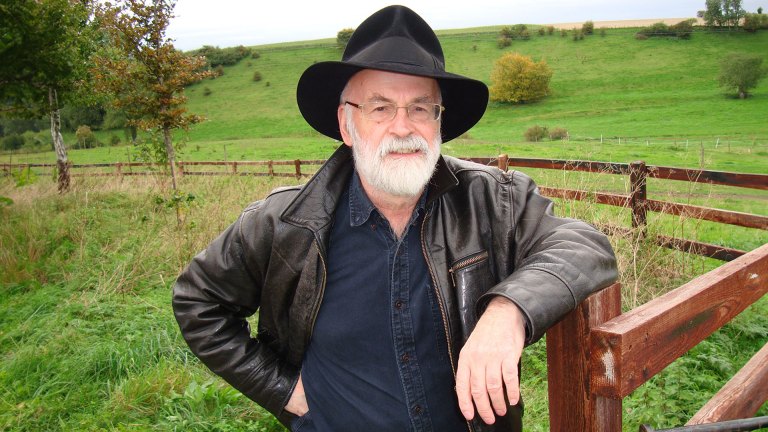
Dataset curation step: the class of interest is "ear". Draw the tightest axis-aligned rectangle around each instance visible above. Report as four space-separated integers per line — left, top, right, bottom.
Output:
338 104 353 148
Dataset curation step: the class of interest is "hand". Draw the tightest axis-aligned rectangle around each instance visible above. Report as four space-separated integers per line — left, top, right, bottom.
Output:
455 297 526 424
285 375 309 416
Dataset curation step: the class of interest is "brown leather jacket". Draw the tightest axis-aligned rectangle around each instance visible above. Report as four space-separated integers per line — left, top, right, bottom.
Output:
172 145 618 431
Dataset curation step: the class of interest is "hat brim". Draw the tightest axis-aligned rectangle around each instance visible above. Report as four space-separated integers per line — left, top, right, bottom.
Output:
296 61 489 143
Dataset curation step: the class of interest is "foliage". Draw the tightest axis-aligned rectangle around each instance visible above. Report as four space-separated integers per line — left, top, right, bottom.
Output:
704 0 745 28
524 125 548 141
75 125 100 149
743 13 768 32
582 20 594 35
336 28 355 49
93 0 213 193
1 134 25 151
718 53 767 98
490 53 552 103
548 127 569 140
637 21 695 39
253 71 263 82
0 0 96 117
187 45 252 69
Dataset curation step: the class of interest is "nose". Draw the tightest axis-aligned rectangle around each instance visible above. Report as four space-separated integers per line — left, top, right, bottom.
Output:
389 106 414 137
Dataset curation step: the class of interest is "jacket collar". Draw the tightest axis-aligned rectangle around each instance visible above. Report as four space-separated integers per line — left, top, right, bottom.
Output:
280 144 459 231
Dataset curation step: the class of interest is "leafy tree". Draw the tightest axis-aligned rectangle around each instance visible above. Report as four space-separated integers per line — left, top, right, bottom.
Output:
704 0 745 28
718 53 766 99
743 12 768 32
0 0 96 192
94 0 212 193
337 28 355 49
490 53 552 104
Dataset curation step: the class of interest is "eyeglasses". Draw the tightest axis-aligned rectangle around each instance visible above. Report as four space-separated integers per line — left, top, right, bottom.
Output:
345 101 444 123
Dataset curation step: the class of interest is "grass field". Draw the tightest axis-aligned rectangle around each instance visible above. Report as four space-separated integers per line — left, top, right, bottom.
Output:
1 23 767 432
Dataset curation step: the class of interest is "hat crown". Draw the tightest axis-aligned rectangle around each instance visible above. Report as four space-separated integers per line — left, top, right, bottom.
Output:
343 6 445 72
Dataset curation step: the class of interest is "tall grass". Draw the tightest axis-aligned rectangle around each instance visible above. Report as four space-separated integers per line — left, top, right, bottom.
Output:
1 172 765 431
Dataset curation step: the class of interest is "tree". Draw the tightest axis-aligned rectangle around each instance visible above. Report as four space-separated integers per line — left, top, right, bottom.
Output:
704 0 745 28
489 53 552 104
718 53 766 99
0 0 96 192
93 0 211 194
337 28 355 49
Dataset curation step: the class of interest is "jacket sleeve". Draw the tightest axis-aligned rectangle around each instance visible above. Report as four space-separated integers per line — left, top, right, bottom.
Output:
480 171 618 345
172 203 299 423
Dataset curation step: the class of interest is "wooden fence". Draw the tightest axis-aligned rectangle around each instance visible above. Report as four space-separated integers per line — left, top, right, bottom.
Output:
3 156 766 429
2 156 766 262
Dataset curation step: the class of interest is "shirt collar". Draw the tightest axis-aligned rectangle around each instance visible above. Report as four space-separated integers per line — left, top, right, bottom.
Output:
348 170 427 227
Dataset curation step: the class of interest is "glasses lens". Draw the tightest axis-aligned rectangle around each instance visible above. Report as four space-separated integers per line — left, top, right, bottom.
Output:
364 102 396 122
407 103 437 122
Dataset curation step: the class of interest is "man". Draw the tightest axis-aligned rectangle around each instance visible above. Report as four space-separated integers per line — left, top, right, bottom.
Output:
173 5 617 432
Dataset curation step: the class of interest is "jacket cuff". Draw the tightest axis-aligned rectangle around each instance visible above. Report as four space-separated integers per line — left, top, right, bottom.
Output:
479 268 574 345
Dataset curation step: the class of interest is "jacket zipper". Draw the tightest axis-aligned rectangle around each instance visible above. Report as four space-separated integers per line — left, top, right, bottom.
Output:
304 238 327 348
421 212 474 432
448 250 490 288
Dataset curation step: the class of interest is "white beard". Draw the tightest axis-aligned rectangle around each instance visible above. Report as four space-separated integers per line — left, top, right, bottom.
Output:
347 113 441 198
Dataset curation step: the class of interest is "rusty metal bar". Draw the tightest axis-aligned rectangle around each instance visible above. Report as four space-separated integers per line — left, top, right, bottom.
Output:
639 416 768 432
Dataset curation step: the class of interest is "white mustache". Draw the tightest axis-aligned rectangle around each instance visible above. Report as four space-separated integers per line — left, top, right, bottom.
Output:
378 135 429 157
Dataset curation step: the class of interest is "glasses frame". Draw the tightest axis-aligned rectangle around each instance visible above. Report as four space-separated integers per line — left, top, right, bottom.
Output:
344 100 445 123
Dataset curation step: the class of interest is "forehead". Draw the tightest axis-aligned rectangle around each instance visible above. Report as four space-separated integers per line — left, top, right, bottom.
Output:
346 69 440 100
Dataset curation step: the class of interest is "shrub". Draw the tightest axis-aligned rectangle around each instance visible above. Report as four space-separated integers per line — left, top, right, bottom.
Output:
214 65 224 77
1 134 24 150
497 37 511 48
743 13 768 32
490 52 553 103
582 20 594 35
252 71 262 82
572 29 584 41
337 28 355 49
110 135 121 146
188 45 250 68
251 51 260 59
560 28 567 37
203 87 212 96
500 24 530 40
538 27 546 36
718 53 767 99
524 125 548 142
599 28 607 37
670 19 696 39
75 125 99 149
546 25 555 35
549 127 569 140
635 33 649 40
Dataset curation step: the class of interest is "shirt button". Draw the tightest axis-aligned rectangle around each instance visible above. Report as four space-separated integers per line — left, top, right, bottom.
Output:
413 405 423 415
395 299 404 309
401 353 410 363
370 223 376 231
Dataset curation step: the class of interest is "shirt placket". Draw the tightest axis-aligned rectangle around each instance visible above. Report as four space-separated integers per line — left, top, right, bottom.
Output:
387 216 434 432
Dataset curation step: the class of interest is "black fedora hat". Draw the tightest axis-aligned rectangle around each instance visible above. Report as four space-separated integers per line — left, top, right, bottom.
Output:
296 5 488 143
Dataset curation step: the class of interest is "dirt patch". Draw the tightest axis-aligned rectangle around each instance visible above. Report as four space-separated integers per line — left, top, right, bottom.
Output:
549 17 704 29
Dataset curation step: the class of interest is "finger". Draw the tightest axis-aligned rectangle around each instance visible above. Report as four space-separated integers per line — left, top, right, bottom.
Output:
502 358 520 406
486 365 507 417
470 366 495 424
455 359 475 420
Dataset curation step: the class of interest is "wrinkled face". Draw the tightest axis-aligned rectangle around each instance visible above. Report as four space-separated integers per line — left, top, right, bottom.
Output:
338 69 442 197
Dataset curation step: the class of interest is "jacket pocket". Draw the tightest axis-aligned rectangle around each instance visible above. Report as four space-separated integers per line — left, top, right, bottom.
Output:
449 250 492 340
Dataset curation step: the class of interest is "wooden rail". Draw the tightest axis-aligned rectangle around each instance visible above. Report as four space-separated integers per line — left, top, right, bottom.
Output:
546 244 768 430
2 156 766 262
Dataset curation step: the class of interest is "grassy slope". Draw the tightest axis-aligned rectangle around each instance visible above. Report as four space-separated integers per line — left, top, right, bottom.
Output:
7 27 768 174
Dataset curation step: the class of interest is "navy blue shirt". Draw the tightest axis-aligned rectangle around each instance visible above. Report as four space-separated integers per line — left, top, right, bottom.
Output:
297 172 467 432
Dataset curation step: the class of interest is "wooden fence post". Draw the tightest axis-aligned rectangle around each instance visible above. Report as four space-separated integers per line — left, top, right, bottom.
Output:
116 162 122 180
177 162 184 177
294 159 301 178
232 161 238 175
498 154 509 171
547 283 623 432
629 160 647 231
268 161 274 177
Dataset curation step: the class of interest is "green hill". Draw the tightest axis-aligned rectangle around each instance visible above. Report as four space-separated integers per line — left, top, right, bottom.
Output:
181 26 768 158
